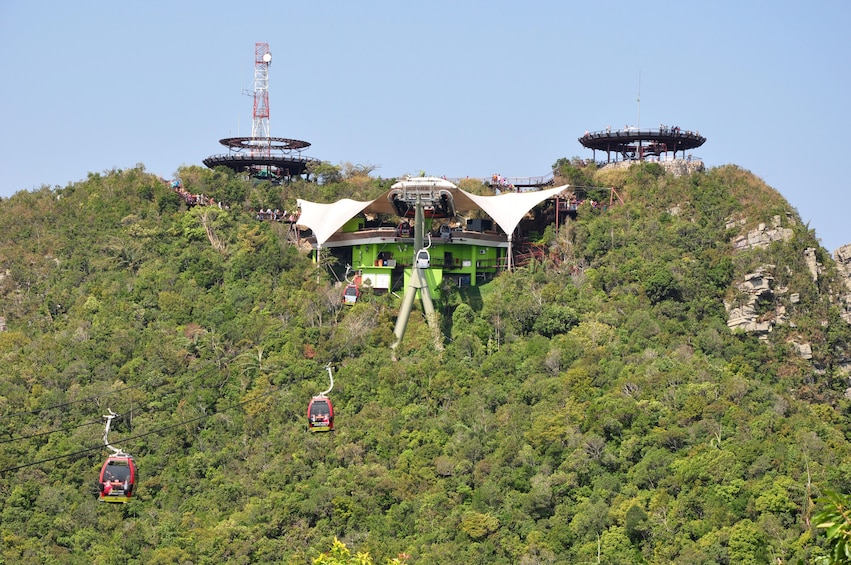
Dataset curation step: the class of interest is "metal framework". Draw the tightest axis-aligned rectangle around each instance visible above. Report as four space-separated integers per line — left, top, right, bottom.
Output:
102 409 130 457
251 43 271 154
204 42 319 182
579 127 705 163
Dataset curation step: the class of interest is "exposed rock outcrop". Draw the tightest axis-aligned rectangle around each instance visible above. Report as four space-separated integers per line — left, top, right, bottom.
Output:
725 266 782 338
835 244 851 324
731 214 794 251
790 341 813 360
723 266 815 358
726 215 797 334
835 244 851 291
723 214 850 361
658 159 705 176
600 158 704 177
804 247 823 282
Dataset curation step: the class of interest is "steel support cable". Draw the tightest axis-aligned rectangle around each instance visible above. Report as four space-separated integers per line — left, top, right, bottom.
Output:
0 367 221 447
0 384 284 475
0 366 219 421
0 417 103 445
0 382 148 420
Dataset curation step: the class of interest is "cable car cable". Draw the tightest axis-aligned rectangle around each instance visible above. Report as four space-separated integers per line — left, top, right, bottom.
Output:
0 417 103 445
0 383 285 475
0 382 148 420
0 367 220 444
0 366 219 421
1 387 185 446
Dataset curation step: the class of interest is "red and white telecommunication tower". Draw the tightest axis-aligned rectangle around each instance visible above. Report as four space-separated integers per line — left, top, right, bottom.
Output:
204 41 318 181
250 42 272 156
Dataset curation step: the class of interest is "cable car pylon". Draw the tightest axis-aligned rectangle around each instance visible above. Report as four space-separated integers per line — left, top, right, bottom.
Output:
307 364 335 432
97 409 137 503
392 194 443 352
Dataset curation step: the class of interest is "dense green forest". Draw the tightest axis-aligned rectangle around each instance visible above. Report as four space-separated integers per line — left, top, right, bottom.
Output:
1 161 851 564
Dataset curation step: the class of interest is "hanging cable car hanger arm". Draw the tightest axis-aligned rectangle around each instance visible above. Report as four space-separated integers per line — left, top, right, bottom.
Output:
318 363 334 396
102 409 128 457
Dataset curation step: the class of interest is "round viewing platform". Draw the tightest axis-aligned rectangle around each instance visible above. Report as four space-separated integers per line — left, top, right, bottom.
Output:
203 136 320 182
579 127 705 163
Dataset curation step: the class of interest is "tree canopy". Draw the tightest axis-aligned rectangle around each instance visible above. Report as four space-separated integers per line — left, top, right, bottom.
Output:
1 162 850 563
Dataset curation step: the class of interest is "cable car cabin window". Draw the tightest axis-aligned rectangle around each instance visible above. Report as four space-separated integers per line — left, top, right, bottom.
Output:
309 400 329 418
103 460 131 483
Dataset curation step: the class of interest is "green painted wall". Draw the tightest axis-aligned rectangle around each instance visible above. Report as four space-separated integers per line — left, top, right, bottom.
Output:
353 240 502 297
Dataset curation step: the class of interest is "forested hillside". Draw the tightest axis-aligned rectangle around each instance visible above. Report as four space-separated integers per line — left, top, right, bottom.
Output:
1 162 851 564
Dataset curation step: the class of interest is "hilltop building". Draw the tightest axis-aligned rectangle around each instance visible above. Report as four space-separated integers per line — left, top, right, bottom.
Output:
579 125 706 175
296 177 576 299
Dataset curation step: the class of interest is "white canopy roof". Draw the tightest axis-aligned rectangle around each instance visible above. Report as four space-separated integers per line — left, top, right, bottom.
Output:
457 183 570 239
296 177 570 246
296 197 374 246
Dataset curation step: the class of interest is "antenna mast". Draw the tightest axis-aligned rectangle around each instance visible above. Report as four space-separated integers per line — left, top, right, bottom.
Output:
251 42 272 157
637 70 641 130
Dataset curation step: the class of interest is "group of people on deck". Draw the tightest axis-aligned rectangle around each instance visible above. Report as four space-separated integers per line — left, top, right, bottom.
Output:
253 208 298 223
169 180 228 209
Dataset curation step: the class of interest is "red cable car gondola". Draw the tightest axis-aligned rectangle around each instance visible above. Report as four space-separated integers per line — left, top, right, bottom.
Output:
307 395 334 432
98 409 137 503
98 454 137 503
307 364 335 432
342 283 359 304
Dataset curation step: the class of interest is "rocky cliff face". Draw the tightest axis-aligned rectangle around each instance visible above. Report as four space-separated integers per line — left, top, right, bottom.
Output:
729 214 795 251
724 214 851 379
725 266 784 338
834 244 851 324
725 215 796 338
600 158 705 176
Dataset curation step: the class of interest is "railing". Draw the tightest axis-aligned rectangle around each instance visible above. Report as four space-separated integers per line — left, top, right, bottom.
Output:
580 127 704 140
490 173 554 187
447 173 554 188
597 155 703 166
204 153 319 163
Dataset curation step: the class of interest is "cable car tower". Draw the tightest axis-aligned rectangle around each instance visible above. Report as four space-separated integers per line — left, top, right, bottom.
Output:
247 43 272 157
97 409 137 503
391 191 443 352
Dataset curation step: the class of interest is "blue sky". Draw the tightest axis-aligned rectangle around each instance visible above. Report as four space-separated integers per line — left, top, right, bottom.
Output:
2 1 849 253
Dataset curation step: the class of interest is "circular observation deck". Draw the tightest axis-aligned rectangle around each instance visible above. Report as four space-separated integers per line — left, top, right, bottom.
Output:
579 127 705 163
203 136 320 181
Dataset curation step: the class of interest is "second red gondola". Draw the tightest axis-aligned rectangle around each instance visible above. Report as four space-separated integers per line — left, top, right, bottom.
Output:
342 283 359 304
307 395 334 432
98 454 137 503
